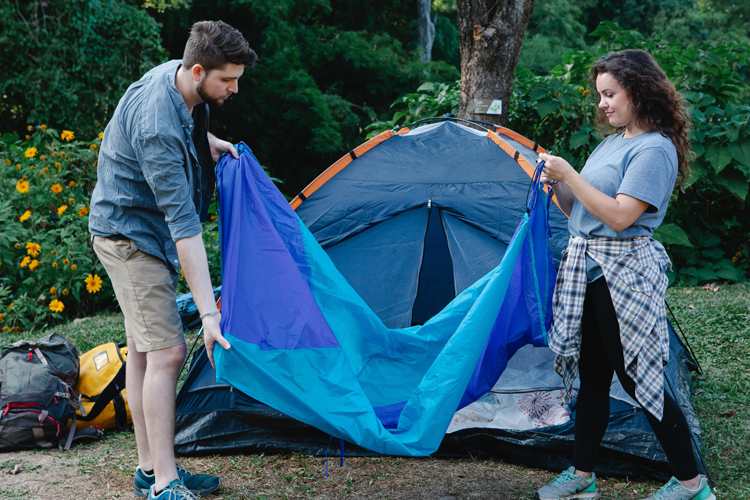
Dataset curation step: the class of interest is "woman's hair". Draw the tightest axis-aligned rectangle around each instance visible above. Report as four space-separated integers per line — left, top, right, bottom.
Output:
591 49 690 187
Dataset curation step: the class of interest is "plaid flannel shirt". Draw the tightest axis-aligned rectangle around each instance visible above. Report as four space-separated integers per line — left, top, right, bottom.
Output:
548 236 671 420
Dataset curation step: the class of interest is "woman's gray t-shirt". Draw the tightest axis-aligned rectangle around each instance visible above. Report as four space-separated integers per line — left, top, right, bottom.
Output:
568 131 678 279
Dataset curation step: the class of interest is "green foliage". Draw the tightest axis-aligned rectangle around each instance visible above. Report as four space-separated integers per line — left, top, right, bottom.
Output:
364 82 459 137
0 126 115 332
0 0 166 139
366 20 750 283
156 0 458 195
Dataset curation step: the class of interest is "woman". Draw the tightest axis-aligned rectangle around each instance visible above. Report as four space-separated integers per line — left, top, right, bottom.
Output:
535 50 715 500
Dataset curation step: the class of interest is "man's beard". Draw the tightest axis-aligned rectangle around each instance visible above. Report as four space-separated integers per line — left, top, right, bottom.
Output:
197 81 230 107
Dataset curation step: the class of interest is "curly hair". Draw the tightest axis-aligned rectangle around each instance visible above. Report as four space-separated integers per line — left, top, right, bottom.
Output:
591 49 691 187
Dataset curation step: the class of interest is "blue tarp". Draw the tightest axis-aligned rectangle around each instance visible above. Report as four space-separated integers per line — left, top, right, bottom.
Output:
213 144 556 456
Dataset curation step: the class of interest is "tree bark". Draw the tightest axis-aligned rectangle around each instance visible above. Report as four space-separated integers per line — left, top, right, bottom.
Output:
417 0 435 63
417 0 436 63
457 0 534 125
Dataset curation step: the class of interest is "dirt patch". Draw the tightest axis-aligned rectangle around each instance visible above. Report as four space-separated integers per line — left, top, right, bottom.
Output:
1 430 661 499
0 450 96 499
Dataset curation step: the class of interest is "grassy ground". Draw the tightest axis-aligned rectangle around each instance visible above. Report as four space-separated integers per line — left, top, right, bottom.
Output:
0 284 748 499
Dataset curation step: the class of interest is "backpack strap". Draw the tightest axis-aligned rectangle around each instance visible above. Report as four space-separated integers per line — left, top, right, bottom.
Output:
76 363 126 422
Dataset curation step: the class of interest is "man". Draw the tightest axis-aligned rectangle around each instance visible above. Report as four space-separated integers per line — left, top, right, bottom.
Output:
89 21 256 500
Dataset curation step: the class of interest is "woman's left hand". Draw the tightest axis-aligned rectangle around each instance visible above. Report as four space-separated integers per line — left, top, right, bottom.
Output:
538 152 576 184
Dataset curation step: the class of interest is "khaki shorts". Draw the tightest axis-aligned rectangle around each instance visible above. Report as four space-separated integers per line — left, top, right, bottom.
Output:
92 236 184 353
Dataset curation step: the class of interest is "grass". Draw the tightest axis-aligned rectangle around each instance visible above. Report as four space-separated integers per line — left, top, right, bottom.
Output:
0 283 747 498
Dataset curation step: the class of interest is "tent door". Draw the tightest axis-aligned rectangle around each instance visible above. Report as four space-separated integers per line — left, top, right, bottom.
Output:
411 205 455 325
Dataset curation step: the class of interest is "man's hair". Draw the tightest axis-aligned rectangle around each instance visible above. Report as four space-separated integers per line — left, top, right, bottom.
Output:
182 20 257 71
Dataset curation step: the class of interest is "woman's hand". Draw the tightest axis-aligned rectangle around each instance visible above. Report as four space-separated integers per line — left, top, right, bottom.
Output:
538 152 576 185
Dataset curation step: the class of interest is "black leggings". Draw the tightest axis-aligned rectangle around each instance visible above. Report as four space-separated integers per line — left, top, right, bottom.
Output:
573 278 698 480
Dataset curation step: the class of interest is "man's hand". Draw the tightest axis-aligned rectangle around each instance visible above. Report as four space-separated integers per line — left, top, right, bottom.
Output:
202 314 231 368
207 132 239 162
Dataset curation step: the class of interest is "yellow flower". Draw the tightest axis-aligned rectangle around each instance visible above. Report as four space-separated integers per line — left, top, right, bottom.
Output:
26 125 34 132
67 180 77 188
63 258 70 265
40 124 47 131
70 263 78 271
62 288 69 296
16 179 30 194
28 259 39 271
49 299 65 313
60 130 75 142
89 143 98 151
19 210 32 222
50 287 57 296
52 261 59 269
3 159 10 166
98 131 104 141
20 256 30 268
50 183 63 194
85 274 103 294
24 147 37 159
57 204 68 216
78 206 89 217
26 241 41 257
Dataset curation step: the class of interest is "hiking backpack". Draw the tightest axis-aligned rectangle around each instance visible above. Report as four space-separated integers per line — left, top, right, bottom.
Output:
76 342 131 431
0 333 80 450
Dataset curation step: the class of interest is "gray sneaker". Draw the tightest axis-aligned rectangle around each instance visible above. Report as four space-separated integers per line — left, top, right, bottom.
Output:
643 476 716 500
537 466 599 499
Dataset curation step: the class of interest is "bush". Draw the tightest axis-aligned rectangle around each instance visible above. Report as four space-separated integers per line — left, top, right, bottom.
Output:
0 126 115 332
0 0 166 139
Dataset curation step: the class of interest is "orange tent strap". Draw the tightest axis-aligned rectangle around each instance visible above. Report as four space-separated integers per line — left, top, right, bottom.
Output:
487 131 562 212
495 126 547 154
290 130 395 210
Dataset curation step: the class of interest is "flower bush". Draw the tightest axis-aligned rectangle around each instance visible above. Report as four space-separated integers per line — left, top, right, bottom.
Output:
0 125 113 332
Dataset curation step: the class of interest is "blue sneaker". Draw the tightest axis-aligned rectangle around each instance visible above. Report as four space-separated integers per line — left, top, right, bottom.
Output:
134 465 221 497
643 476 716 500
147 479 198 499
537 466 600 499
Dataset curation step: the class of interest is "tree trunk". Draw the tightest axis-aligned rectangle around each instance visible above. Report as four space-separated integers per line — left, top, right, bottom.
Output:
457 0 534 125
417 0 435 63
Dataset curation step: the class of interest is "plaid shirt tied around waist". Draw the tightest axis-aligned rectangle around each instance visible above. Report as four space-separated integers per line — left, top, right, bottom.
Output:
548 236 672 420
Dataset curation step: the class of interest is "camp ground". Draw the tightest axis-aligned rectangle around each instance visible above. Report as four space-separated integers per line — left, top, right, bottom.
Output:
174 120 705 477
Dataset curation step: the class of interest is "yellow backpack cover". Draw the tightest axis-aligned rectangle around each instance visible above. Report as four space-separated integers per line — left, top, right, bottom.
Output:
76 342 131 430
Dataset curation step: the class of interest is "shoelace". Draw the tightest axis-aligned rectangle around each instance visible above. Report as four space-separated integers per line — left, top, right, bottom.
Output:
158 482 198 500
653 478 681 499
551 470 578 486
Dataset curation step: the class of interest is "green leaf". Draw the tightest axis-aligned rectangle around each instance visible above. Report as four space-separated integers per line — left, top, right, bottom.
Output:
714 169 749 200
713 259 746 282
537 101 558 118
728 141 750 167
705 145 733 173
569 128 590 150
417 82 436 92
653 223 693 247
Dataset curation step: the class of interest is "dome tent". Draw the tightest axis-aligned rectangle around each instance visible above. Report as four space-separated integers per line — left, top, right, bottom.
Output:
175 119 704 478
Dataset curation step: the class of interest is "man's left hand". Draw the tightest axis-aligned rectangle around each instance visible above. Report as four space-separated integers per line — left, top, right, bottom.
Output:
207 132 239 162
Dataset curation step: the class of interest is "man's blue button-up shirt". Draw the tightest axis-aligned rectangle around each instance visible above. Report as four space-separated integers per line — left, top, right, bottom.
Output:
89 60 210 275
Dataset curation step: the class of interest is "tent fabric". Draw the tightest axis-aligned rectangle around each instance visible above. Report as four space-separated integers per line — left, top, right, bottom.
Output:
175 120 704 478
212 142 555 456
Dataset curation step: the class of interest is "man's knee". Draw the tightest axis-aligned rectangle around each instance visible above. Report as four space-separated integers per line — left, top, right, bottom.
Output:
147 343 187 371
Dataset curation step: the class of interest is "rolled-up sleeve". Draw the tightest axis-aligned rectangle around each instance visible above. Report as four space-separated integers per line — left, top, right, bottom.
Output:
134 132 202 241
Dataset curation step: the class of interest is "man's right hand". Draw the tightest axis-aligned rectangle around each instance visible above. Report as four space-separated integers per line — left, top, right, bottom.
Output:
203 314 231 368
